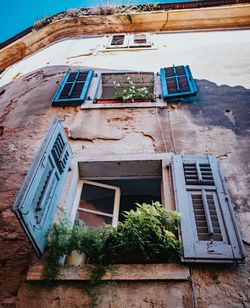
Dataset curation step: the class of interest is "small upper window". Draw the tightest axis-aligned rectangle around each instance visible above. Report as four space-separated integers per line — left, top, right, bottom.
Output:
106 34 129 49
129 34 152 48
105 33 153 49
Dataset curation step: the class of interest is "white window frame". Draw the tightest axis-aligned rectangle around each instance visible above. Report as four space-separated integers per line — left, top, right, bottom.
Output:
105 33 153 50
81 70 166 109
106 34 129 49
72 179 121 227
128 33 152 48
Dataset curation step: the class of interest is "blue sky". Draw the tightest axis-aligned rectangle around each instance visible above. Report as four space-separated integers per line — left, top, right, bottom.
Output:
0 0 196 43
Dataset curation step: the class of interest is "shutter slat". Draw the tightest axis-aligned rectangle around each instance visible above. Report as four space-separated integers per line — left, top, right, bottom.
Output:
13 118 73 258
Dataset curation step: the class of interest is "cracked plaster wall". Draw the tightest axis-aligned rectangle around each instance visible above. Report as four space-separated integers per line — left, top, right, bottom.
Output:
0 29 250 307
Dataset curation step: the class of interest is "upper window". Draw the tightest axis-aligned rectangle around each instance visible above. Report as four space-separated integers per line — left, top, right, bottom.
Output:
52 66 197 109
94 72 155 104
52 70 94 107
105 33 153 49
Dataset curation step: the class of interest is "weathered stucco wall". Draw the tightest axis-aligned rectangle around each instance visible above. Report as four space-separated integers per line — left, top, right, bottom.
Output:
0 28 250 307
0 4 250 71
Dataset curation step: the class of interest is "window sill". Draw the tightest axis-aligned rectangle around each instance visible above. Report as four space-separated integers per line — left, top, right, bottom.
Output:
81 100 166 109
26 263 189 281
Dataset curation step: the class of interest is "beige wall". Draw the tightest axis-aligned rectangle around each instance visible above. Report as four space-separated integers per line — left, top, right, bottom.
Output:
0 4 250 71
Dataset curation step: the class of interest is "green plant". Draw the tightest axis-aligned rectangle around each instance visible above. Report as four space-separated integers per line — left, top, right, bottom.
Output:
113 75 154 103
33 15 52 31
43 218 71 280
43 203 182 306
107 202 183 263
43 221 115 307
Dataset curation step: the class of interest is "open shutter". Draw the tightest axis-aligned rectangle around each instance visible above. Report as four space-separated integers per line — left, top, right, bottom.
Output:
52 70 94 107
13 117 73 258
171 155 246 263
160 65 197 99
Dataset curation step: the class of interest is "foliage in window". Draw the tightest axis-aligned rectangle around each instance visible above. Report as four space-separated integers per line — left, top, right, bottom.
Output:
108 202 182 263
113 75 154 103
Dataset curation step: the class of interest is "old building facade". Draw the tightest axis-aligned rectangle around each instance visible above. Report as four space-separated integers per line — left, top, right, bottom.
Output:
0 3 250 308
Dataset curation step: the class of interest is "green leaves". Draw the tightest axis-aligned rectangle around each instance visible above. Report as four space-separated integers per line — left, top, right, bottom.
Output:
43 202 183 280
113 76 154 102
109 202 183 263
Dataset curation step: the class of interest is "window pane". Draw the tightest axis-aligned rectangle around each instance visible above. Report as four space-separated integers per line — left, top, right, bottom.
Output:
76 210 112 227
80 183 115 214
134 34 147 44
111 35 125 46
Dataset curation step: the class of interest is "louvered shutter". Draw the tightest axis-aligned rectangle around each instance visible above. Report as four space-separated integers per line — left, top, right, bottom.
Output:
13 118 73 257
52 70 94 107
160 65 197 99
171 155 246 263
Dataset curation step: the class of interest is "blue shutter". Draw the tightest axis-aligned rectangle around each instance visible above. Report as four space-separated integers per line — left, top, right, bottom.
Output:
52 70 94 107
12 118 73 258
160 65 197 99
171 155 246 263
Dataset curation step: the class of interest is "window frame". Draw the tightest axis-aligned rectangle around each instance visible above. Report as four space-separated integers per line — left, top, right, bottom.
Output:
105 33 153 50
81 70 166 109
129 33 152 48
73 179 121 227
106 34 129 49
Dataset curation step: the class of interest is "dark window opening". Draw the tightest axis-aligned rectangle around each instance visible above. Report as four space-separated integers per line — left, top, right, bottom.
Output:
111 35 125 46
76 178 161 227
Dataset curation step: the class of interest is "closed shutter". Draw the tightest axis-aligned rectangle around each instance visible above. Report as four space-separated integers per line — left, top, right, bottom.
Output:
13 118 73 257
171 155 246 263
52 70 94 107
160 65 197 99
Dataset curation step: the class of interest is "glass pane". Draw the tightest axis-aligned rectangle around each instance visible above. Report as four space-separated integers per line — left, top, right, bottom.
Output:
80 183 115 215
76 210 112 227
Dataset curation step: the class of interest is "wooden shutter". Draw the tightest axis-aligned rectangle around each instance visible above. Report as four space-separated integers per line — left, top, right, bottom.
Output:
52 70 94 107
171 155 246 263
160 65 197 99
13 118 73 257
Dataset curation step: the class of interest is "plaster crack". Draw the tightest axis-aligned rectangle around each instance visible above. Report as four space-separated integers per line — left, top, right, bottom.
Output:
161 12 169 31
